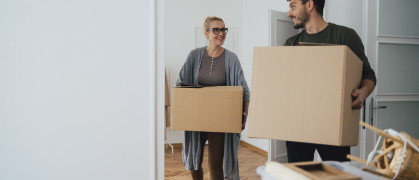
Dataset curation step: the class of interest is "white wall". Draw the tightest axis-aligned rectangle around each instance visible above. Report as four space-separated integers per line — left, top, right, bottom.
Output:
325 0 365 41
165 0 243 143
0 0 158 179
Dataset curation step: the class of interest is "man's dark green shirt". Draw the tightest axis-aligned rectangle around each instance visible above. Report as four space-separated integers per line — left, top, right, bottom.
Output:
284 23 377 85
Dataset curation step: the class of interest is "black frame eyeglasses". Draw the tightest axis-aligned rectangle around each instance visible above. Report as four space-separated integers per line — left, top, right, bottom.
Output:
208 28 228 35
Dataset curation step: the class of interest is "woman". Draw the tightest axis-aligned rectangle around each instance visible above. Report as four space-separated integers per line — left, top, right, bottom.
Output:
177 16 250 180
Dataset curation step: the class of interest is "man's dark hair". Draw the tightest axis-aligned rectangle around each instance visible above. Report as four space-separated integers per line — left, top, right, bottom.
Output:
287 0 325 16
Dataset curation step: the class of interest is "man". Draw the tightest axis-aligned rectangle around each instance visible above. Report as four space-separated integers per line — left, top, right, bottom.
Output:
284 0 377 162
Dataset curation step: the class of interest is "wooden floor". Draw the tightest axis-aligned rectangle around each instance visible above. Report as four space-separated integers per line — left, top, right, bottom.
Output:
165 143 267 180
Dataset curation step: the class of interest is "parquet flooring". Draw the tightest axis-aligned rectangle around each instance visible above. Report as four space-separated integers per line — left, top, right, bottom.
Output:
165 142 267 180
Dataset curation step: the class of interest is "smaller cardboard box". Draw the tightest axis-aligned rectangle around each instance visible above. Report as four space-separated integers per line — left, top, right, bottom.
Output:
285 162 361 180
170 86 243 133
248 45 363 146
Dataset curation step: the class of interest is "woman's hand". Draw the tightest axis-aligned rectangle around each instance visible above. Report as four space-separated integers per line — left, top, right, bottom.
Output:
242 112 248 130
242 102 250 131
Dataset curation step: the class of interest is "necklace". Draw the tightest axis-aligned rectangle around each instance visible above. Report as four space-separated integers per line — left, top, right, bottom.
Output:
206 47 223 76
210 57 215 76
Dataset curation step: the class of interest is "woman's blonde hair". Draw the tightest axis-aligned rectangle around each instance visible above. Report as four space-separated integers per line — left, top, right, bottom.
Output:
203 16 224 34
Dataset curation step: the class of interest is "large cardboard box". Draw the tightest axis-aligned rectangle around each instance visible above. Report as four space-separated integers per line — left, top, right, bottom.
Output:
171 86 243 133
248 46 363 146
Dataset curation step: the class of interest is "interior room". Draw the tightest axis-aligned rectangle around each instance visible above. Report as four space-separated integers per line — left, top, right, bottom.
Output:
1 0 418 179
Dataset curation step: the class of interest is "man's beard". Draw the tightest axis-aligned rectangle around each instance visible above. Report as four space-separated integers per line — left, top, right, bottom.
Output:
293 8 309 29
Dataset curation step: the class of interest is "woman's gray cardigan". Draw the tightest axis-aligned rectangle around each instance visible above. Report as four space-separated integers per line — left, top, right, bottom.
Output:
176 47 250 180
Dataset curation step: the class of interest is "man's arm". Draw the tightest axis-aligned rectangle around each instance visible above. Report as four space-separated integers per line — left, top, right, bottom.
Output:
343 28 376 109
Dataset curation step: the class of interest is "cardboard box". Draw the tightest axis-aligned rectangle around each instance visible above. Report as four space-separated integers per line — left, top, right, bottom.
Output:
284 162 361 180
248 46 362 146
170 86 243 133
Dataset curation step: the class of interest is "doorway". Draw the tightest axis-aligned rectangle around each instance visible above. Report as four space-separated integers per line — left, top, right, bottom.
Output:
268 9 300 163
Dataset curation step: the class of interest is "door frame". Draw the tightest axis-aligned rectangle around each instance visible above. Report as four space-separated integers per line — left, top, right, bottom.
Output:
156 0 165 179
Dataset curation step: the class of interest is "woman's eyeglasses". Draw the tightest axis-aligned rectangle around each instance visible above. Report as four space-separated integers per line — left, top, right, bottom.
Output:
208 28 228 35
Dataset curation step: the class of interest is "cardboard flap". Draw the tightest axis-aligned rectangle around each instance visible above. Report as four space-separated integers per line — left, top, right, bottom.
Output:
165 71 170 106
176 83 203 88
299 42 342 46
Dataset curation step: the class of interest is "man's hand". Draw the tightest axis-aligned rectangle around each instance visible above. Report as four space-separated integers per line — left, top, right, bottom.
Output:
351 89 366 109
352 79 375 109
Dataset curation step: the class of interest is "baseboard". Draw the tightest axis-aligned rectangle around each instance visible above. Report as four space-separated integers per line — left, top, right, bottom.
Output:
240 140 268 157
166 141 268 158
165 143 182 148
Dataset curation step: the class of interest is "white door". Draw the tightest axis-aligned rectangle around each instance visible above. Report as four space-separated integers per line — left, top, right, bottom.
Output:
363 0 419 160
268 10 300 163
